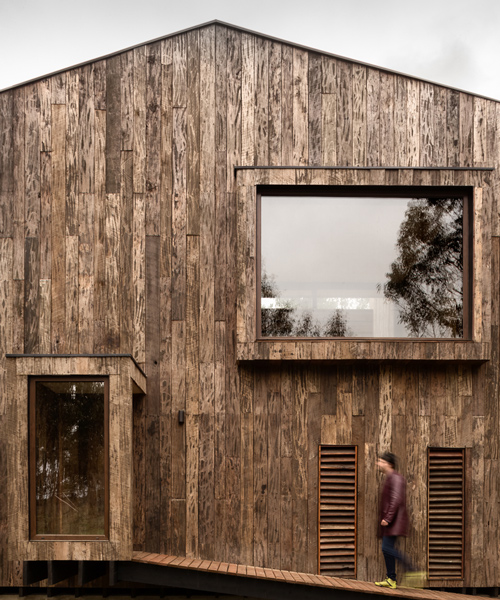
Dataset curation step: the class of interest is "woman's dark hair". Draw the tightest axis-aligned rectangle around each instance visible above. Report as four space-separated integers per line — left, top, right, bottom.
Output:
379 451 397 469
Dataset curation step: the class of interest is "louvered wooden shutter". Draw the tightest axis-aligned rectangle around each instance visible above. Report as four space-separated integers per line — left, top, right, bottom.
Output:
319 445 357 578
428 448 465 580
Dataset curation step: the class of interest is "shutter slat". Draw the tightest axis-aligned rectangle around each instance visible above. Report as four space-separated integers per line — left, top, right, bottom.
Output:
319 445 357 579
428 448 464 580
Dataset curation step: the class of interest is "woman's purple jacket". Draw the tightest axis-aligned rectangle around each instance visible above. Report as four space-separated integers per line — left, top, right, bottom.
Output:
378 471 409 537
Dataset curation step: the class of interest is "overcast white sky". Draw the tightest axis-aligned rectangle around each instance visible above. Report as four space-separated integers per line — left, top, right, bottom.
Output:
1 0 500 99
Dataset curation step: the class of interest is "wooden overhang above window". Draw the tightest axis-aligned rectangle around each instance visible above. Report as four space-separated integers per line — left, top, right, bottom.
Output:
236 168 491 363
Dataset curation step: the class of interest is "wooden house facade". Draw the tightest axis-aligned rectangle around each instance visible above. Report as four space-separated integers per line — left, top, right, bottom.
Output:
0 20 499 593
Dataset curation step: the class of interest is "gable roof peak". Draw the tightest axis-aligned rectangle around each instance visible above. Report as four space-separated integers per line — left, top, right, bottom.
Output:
1 19 498 102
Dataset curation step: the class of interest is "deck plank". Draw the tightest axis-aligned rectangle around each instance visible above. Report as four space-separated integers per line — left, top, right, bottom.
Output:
131 552 487 600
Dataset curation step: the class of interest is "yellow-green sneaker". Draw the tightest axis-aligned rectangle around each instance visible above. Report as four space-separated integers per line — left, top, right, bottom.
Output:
375 577 397 589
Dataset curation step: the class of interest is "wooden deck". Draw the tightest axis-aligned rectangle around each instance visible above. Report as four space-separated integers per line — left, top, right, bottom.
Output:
132 552 487 600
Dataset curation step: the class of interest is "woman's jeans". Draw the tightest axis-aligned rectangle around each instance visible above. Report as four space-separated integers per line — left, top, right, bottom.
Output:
382 536 414 581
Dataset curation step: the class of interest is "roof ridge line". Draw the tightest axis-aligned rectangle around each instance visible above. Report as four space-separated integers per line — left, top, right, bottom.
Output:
1 19 498 103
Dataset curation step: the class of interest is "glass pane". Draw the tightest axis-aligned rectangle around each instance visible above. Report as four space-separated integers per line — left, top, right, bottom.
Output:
261 195 464 338
34 380 106 535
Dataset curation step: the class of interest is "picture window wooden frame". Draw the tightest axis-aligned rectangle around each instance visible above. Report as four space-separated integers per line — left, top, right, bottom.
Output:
236 168 490 362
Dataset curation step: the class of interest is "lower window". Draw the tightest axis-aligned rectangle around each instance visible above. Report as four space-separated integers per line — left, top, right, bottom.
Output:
29 377 109 540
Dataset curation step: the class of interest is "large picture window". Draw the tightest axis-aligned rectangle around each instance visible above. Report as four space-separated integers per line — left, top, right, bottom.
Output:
29 377 109 540
259 186 472 339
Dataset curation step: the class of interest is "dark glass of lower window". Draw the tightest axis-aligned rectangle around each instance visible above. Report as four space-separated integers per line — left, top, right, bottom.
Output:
29 377 108 539
259 189 470 339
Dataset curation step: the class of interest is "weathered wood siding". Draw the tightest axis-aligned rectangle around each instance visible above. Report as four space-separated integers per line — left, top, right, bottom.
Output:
0 22 499 588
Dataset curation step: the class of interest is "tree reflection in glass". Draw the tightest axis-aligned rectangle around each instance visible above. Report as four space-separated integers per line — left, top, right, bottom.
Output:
34 379 106 536
381 198 463 337
260 194 464 338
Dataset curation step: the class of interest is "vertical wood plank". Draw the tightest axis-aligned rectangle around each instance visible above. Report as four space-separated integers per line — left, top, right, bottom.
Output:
268 376 281 568
12 88 25 281
173 34 187 108
253 373 268 567
474 97 487 167
434 86 447 166
255 37 269 165
241 33 255 166
420 83 434 166
240 410 254 565
51 103 66 353
352 65 367 167
380 72 395 165
146 234 161 411
78 65 95 195
105 193 120 350
78 193 94 354
172 107 187 321
145 411 161 553
459 93 474 167
25 84 41 237
307 386 320 573
24 237 40 353
159 410 171 554
172 320 186 500
214 27 228 322
471 416 485 586
292 368 308 572
378 366 392 452
308 53 322 167
268 41 282 166
293 48 308 166
121 52 134 151
186 234 200 557
134 46 147 193
406 78 420 167
106 56 122 194
160 40 173 282
336 61 353 166
65 235 79 352
93 107 106 352
214 320 226 480
281 45 293 165
226 28 242 193
133 394 146 550
65 70 79 234
133 192 145 364
366 69 380 166
93 60 106 110
120 152 134 354
446 89 460 167
39 151 52 280
146 42 162 236
200 25 216 367
186 30 200 236
322 93 336 166
0 91 14 237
